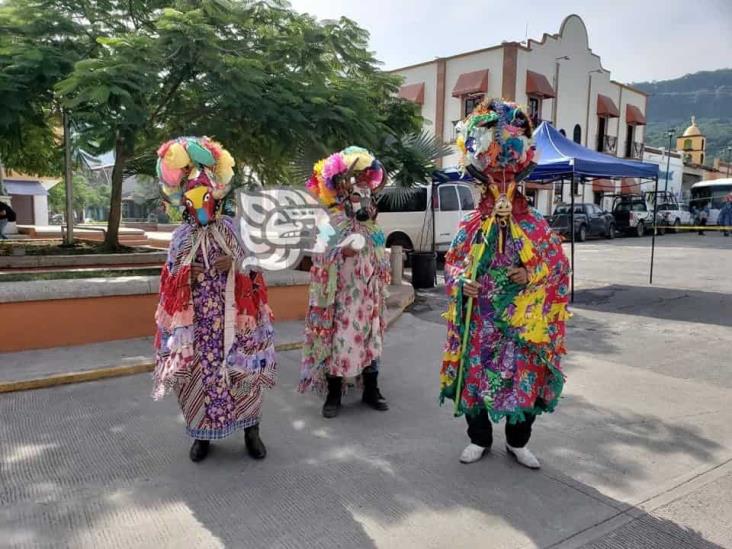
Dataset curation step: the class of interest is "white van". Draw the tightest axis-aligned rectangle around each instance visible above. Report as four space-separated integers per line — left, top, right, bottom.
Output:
376 182 478 253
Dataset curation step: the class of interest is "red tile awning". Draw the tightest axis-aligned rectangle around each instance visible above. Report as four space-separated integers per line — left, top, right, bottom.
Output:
398 82 425 105
626 104 646 125
597 94 620 118
452 69 489 98
593 179 616 193
526 70 555 99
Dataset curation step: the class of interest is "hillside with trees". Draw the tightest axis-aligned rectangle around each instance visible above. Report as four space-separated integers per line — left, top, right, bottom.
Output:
634 69 732 165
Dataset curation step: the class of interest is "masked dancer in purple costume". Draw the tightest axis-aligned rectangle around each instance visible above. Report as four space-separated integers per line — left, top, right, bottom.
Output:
152 137 277 462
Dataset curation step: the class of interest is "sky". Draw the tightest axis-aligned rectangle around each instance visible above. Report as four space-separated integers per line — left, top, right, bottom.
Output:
289 0 732 83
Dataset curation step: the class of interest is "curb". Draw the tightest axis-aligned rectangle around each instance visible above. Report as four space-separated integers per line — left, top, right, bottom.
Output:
0 291 415 394
0 341 303 395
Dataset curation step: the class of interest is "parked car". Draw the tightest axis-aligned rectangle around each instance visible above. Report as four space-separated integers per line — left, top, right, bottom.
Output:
376 182 478 254
657 202 693 232
611 194 665 237
549 203 616 241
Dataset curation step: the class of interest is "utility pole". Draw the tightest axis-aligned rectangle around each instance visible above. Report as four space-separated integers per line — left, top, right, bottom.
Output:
664 129 675 196
63 110 74 245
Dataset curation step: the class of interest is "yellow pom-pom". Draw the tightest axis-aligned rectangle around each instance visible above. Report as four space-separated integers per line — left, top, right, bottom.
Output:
216 164 234 186
165 142 190 169
342 151 373 172
218 149 235 170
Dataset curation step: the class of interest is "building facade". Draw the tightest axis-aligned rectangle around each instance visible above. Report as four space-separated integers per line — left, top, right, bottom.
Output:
0 171 58 233
642 147 685 200
393 14 649 216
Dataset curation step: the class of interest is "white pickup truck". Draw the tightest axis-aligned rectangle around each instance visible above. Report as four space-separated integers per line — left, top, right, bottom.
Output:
376 182 478 253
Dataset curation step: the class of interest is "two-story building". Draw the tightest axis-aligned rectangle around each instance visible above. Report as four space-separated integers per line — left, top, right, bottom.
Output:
392 14 649 216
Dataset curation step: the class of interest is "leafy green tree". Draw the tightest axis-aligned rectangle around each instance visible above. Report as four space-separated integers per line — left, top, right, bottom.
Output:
0 0 89 178
4 0 425 250
47 173 101 221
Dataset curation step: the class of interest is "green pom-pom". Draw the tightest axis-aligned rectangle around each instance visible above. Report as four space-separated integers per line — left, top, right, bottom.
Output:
186 139 215 166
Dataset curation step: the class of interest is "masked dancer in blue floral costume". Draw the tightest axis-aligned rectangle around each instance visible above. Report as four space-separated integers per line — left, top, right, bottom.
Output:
440 100 571 469
299 146 391 418
152 137 277 462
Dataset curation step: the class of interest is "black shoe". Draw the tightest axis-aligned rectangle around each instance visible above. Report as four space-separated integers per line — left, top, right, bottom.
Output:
322 376 343 418
244 425 267 460
189 439 210 462
362 371 389 411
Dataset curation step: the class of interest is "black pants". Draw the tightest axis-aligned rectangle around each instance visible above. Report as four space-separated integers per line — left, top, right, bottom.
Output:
699 218 707 235
466 409 535 449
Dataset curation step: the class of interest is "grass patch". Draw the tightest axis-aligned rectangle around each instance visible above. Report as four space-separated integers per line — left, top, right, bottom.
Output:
0 241 157 256
0 268 162 283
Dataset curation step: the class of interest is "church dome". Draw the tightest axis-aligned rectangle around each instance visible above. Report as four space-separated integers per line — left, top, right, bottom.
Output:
682 116 702 137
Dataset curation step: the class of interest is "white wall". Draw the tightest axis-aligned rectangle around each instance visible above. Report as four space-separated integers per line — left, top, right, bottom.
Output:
33 195 49 225
397 62 438 132
642 149 684 198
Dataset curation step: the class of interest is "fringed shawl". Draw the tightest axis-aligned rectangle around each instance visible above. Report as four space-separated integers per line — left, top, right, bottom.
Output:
153 216 274 399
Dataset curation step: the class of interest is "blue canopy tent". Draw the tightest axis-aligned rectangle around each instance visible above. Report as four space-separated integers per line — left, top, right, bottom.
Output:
526 122 660 300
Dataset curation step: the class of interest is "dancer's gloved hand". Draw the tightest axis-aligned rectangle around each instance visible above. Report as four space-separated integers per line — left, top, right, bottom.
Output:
462 279 481 298
508 267 529 285
214 255 232 272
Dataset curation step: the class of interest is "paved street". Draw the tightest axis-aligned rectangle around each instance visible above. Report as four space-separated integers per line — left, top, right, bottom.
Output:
1 233 731 548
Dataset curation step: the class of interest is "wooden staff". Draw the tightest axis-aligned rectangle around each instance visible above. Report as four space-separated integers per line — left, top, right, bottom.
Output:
453 216 492 416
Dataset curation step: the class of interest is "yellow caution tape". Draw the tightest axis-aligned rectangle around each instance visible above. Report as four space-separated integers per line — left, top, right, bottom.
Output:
654 225 732 231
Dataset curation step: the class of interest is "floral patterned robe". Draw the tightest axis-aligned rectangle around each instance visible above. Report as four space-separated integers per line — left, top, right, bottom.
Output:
299 211 390 393
440 194 570 424
153 216 277 439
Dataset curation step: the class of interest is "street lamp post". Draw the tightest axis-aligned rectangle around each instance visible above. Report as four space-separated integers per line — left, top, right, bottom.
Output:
664 129 675 196
727 146 731 177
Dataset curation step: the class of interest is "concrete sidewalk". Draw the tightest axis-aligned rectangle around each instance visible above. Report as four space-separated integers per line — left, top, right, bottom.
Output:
0 283 414 393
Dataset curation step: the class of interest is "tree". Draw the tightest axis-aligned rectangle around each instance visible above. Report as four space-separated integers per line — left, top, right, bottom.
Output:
47 173 103 221
0 0 89 176
5 0 424 249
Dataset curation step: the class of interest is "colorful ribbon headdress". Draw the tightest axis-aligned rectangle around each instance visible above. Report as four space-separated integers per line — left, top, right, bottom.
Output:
305 146 385 206
156 136 235 205
456 99 537 186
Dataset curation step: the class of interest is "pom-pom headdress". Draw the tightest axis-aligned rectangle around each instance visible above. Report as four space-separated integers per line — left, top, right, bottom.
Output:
157 136 235 204
456 99 536 186
305 146 385 207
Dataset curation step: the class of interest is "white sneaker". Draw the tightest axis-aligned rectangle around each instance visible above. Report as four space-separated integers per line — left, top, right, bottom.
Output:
459 443 487 464
506 445 541 469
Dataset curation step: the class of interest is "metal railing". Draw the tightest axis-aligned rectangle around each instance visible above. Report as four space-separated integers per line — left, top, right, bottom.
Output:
600 135 617 154
631 141 644 159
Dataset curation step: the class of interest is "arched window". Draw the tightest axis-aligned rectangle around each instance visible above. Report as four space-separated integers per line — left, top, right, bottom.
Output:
559 129 567 137
573 124 582 144
683 139 692 150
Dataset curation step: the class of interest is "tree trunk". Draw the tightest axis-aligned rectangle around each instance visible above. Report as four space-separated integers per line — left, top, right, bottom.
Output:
104 135 128 250
0 156 6 196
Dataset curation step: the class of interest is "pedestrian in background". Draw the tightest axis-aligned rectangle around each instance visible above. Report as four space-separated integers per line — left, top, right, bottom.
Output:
718 195 732 237
0 201 17 239
698 203 710 236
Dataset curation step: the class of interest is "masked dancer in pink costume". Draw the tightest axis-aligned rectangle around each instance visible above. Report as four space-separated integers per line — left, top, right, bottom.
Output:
299 146 391 418
440 100 571 469
152 137 277 462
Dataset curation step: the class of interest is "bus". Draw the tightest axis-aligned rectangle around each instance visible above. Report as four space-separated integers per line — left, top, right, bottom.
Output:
689 178 732 225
